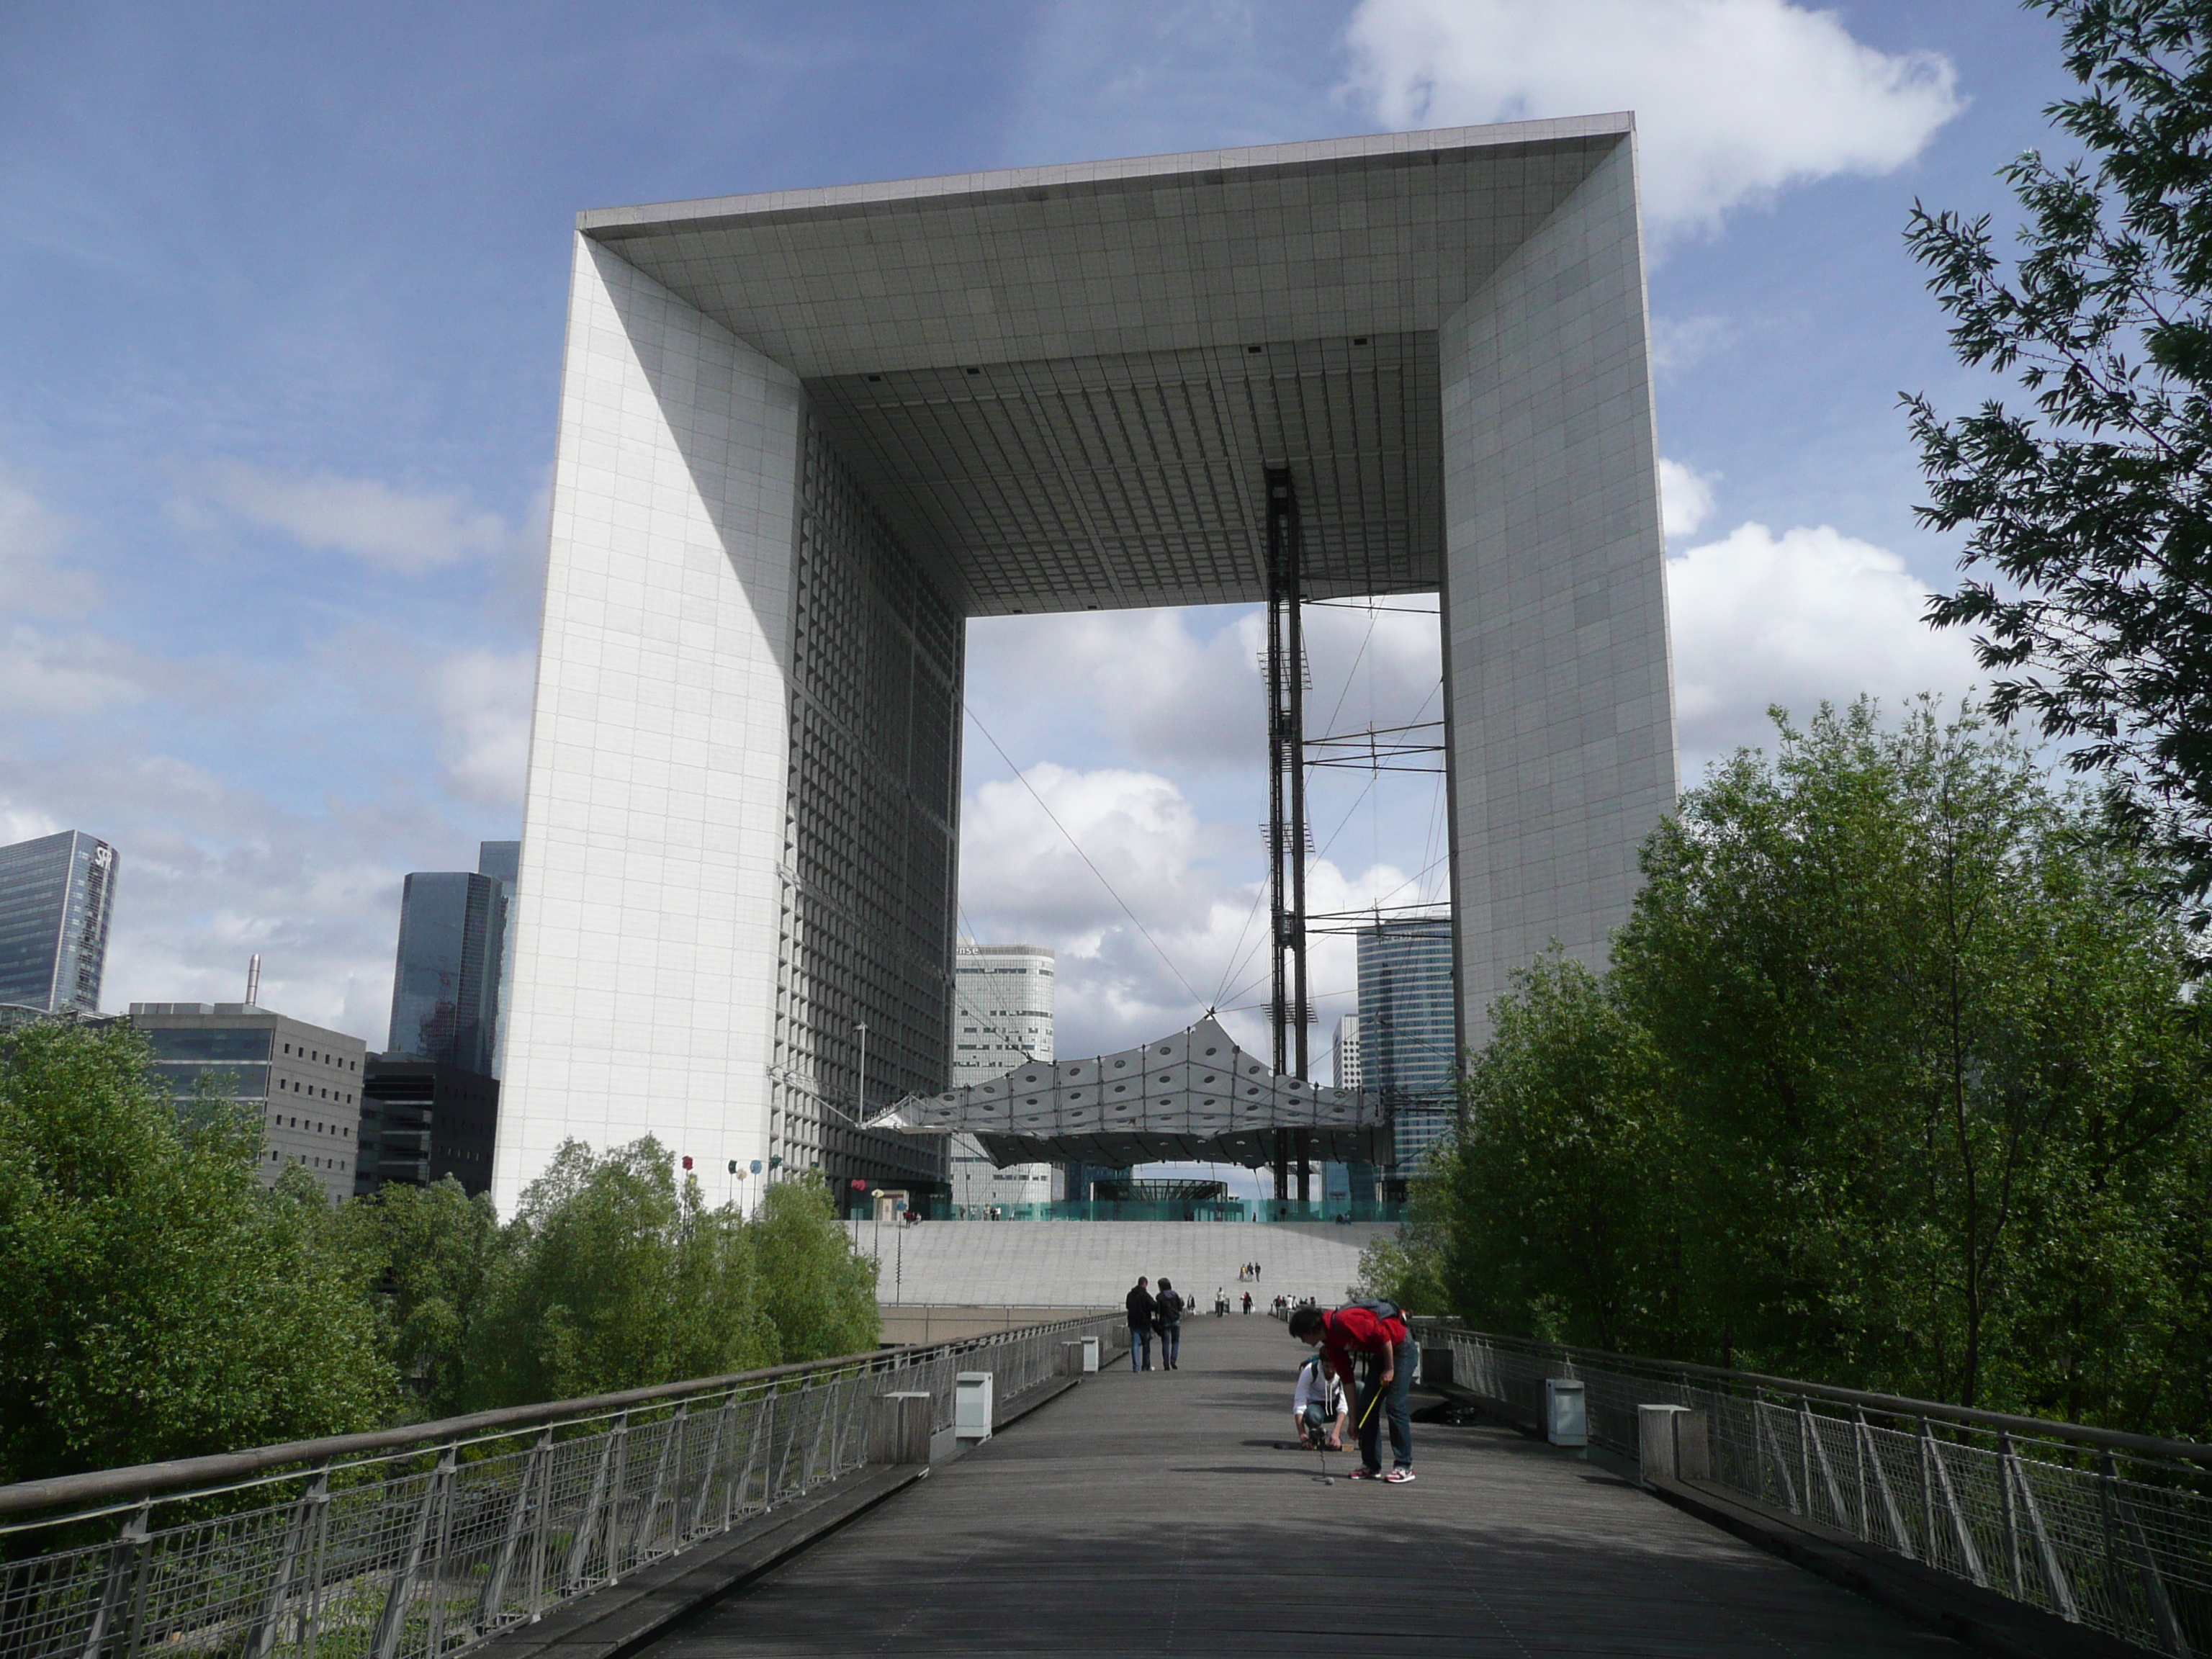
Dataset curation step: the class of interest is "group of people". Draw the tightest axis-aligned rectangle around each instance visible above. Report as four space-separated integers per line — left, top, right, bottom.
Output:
1120 1272 1416 1481
1288 1300 1416 1483
1236 1261 1264 1282
1123 1275 1187 1370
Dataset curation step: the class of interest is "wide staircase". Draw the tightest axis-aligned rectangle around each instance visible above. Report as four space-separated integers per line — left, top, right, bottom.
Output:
855 1218 1388 1307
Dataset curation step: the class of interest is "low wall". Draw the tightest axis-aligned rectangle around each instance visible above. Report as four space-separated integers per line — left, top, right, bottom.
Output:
878 1305 1115 1344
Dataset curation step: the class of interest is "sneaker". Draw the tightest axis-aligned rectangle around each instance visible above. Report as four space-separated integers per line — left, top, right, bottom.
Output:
1384 1467 1416 1484
1346 1466 1382 1480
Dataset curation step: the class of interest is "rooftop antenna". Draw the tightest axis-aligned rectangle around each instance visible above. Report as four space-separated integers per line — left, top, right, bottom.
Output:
245 954 261 1007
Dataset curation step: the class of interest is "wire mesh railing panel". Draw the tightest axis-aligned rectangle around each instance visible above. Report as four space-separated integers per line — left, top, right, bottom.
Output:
1424 1323 2212 1658
0 1312 1130 1659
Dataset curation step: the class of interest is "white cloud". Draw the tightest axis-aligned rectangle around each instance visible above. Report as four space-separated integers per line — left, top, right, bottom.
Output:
0 625 148 718
1658 457 1717 542
200 460 511 572
957 757 1441 1060
1666 521 1981 761
1650 313 1735 373
1341 0 1963 238
0 462 100 616
431 649 535 808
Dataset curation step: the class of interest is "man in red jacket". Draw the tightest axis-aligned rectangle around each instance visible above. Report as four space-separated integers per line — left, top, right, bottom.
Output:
1288 1303 1416 1483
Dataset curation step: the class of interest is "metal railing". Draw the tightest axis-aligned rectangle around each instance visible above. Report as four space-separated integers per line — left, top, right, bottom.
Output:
1420 1321 2212 1658
0 1314 1128 1659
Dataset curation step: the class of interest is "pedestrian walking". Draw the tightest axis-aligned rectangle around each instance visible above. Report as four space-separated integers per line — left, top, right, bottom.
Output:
1125 1275 1156 1372
1241 1290 1252 1315
1287 1300 1416 1483
1156 1277 1184 1369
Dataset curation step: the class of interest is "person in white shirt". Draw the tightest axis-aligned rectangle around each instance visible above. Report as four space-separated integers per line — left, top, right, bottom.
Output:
1292 1352 1347 1449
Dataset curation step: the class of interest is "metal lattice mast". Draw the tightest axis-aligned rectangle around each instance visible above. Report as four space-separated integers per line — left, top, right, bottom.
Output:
1264 467 1311 1203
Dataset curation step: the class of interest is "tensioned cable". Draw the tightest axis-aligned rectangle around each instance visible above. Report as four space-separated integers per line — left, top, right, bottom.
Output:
963 702 1209 1011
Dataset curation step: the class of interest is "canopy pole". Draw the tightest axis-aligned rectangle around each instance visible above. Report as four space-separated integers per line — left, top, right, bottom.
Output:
1264 466 1311 1205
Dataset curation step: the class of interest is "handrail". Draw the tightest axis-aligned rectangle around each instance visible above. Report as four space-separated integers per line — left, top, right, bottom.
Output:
0 1314 1108 1519
1412 1318 2212 1465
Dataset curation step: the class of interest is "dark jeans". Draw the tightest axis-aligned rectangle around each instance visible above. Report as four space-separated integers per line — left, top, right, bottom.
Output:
1159 1324 1180 1367
1129 1325 1151 1370
1354 1339 1416 1470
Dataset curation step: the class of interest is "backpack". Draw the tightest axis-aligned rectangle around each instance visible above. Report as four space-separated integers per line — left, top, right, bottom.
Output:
1156 1290 1183 1326
1345 1298 1403 1323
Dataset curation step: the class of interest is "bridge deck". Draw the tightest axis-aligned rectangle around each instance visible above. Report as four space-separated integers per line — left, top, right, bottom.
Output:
642 1317 1958 1655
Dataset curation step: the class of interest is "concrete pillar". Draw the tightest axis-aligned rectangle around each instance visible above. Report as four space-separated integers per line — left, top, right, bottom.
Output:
1439 135 1677 1050
867 1391 932 1465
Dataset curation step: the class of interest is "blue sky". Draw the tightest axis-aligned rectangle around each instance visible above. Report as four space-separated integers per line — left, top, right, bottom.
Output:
0 1 2079 1079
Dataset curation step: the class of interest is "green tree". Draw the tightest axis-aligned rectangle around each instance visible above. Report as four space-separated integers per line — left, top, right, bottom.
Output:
0 1022 393 1482
1906 0 2212 926
464 1136 775 1407
1410 701 2210 1433
334 1176 500 1419
1617 700 2202 1413
1404 956 1678 1352
753 1181 879 1362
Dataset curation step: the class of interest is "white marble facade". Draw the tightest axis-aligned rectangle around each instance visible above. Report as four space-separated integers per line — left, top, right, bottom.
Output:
1439 135 1678 1045
494 242 801 1210
495 120 1678 1210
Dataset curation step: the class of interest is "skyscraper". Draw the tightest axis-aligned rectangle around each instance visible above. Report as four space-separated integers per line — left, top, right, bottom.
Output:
0 831 117 1015
477 841 519 1077
1332 1014 1363 1089
1357 919 1457 1169
949 940 1057 1214
387 871 507 1075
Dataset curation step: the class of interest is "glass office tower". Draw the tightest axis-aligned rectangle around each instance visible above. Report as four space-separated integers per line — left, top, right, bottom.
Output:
387 871 507 1075
477 841 519 1077
1356 919 1458 1169
0 830 118 1014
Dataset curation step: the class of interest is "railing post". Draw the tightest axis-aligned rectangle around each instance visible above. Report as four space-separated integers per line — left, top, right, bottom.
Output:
371 1447 454 1659
251 1468 328 1659
77 1499 149 1659
1802 1403 1848 1529
2001 1431 2024 1598
1919 1419 1987 1588
690 1395 734 1537
2100 1451 2187 1657
477 1431 548 1636
563 1416 624 1591
2003 1435 2077 1624
1855 1408 1913 1561
1755 1400 1799 1514
425 1447 463 1659
637 1406 685 1568
1798 1399 1814 1524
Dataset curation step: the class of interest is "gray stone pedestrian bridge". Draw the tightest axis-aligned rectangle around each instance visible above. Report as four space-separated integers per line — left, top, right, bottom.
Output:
7 1313 2203 1658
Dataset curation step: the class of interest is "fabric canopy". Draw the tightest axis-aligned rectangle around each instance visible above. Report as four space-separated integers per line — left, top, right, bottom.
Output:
864 1016 1388 1169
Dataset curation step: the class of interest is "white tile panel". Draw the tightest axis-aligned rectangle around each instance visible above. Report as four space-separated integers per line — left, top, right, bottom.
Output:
1438 137 1678 1046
